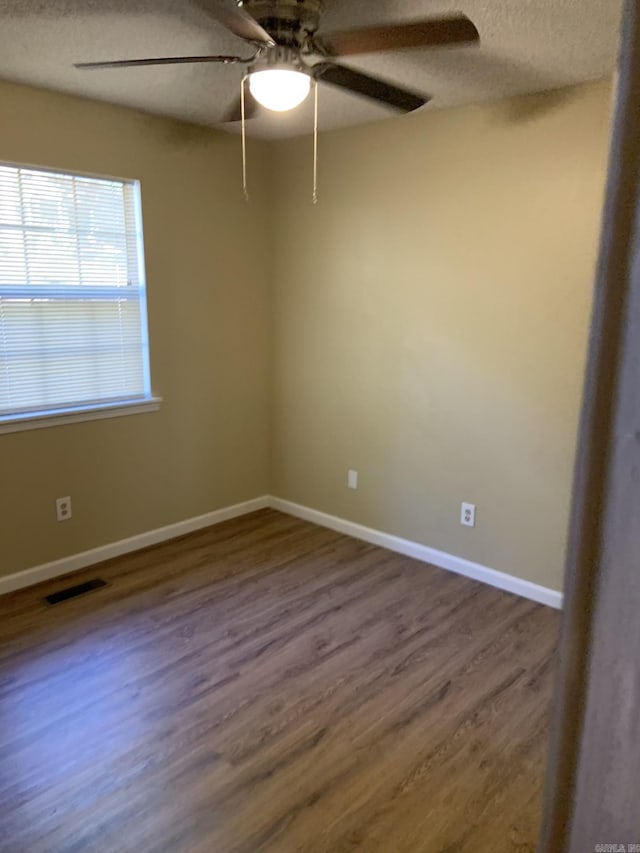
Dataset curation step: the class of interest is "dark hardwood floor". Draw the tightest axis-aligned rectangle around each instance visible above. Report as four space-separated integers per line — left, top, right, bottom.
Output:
0 509 559 852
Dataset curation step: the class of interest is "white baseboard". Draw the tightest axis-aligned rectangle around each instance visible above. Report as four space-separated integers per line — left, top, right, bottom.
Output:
269 497 563 610
1 493 563 610
0 496 270 596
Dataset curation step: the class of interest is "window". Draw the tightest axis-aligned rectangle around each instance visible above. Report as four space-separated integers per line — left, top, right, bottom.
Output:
0 163 158 432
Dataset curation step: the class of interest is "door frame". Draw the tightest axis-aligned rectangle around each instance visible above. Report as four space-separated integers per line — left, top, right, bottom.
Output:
539 1 640 847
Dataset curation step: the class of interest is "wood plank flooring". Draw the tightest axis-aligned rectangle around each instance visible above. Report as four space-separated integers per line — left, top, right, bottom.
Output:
0 509 559 852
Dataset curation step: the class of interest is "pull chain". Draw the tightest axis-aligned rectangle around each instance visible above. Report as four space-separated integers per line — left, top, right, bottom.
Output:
240 72 318 205
312 79 319 205
241 74 249 203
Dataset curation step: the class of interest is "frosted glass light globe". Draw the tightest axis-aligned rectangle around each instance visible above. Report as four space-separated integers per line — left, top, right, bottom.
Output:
249 69 311 112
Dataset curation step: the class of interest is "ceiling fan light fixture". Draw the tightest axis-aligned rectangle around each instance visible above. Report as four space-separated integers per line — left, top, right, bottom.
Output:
249 68 311 112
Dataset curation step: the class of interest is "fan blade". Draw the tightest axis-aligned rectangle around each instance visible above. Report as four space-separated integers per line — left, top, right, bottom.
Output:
75 54 253 70
315 14 479 57
222 91 259 122
313 62 429 113
191 0 275 46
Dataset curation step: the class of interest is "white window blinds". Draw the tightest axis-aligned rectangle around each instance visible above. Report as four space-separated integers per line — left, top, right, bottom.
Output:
0 164 152 421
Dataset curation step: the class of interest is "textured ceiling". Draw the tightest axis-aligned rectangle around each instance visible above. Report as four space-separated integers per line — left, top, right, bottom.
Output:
0 0 623 138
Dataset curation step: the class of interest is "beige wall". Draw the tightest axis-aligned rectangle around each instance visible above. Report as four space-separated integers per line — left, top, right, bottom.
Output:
0 79 611 591
0 81 272 577
271 81 612 591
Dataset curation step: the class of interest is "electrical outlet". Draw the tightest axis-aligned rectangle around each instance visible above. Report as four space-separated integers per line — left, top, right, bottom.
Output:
56 496 72 522
348 469 358 490
460 502 476 528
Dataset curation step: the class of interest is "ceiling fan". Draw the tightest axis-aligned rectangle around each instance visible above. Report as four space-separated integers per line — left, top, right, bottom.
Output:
74 0 481 121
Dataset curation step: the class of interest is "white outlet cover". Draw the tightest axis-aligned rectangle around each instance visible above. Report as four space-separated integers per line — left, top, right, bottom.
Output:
348 470 358 490
56 496 72 522
461 502 476 528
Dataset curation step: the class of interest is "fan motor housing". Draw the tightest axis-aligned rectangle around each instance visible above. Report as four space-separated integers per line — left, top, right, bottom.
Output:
238 0 325 46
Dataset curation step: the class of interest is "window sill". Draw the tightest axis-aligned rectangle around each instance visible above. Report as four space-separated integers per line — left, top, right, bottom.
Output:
0 398 162 435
